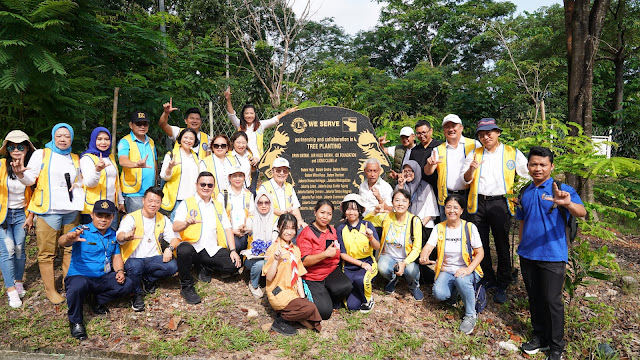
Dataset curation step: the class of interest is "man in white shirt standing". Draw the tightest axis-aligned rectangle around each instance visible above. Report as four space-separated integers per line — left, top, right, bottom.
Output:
358 158 393 216
461 118 529 304
172 172 241 304
117 186 180 312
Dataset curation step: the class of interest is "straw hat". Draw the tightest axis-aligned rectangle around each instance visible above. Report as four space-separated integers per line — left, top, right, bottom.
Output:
0 130 35 156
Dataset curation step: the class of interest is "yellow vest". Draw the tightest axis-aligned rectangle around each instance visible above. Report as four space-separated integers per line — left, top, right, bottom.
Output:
260 180 294 212
467 145 517 215
180 196 228 248
82 153 121 215
120 210 165 263
223 188 252 221
436 138 477 206
367 212 422 264
28 148 80 215
161 148 199 212
199 155 228 197
0 159 32 222
120 134 156 194
172 129 208 160
434 221 483 279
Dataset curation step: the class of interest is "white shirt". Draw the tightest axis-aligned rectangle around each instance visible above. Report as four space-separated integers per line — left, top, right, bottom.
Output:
427 223 482 274
160 149 199 201
228 150 252 188
216 188 255 229
117 213 179 259
433 136 480 191
170 125 205 154
20 149 84 213
460 143 530 196
199 155 231 192
227 112 279 157
359 177 393 216
260 178 301 211
80 155 124 205
174 196 232 257
7 177 26 209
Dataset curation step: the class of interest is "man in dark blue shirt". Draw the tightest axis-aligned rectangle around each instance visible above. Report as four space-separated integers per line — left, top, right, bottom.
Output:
59 200 135 340
516 147 586 360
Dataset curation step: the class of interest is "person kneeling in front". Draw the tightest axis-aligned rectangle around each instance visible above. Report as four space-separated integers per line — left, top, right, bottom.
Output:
172 171 241 304
60 200 135 341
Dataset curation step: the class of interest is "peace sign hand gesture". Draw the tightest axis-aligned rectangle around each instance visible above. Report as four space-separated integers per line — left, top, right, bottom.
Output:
163 97 178 115
134 155 152 168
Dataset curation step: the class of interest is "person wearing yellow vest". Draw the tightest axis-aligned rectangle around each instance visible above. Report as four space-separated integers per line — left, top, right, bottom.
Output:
461 118 529 304
419 194 484 335
224 86 298 158
0 130 36 308
15 123 84 305
199 134 232 197
118 111 157 214
172 171 241 304
366 189 423 301
158 98 211 159
160 128 200 221
117 186 179 312
257 158 306 229
424 114 480 220
80 127 125 230
228 131 257 194
216 165 254 252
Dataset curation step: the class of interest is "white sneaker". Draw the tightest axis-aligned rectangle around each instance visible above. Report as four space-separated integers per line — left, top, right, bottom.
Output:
248 284 264 298
8 290 22 308
14 282 25 298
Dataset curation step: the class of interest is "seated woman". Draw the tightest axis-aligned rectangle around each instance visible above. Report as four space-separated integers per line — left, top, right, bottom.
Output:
419 194 484 335
244 189 277 298
263 214 321 336
297 200 352 320
336 194 380 313
367 189 423 301
217 165 254 252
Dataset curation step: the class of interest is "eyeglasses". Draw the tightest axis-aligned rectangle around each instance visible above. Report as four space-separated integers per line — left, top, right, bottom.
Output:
7 144 25 152
257 201 271 206
198 183 214 188
212 143 227 149
134 122 149 127
274 168 289 174
416 131 431 136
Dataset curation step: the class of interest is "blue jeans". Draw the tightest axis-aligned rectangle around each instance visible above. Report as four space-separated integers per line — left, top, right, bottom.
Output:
169 200 182 222
0 209 27 288
433 271 480 317
124 196 143 213
124 255 178 294
244 258 265 288
40 211 78 230
378 254 420 290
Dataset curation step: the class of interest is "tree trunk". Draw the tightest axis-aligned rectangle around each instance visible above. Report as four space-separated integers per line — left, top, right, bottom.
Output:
613 53 625 120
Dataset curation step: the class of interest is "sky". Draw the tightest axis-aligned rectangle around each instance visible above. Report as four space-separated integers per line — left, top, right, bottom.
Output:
292 0 562 35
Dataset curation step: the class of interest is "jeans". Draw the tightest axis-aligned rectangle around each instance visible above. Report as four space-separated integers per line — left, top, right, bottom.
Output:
0 209 27 288
433 271 480 317
124 255 178 294
244 258 265 288
40 211 78 231
169 200 182 222
124 196 144 213
378 254 420 290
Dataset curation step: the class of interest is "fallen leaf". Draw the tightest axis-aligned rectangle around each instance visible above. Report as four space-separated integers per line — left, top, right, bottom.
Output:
510 334 522 343
167 316 182 331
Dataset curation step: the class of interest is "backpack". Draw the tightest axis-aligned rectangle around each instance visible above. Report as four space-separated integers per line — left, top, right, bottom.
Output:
517 179 578 244
463 222 487 314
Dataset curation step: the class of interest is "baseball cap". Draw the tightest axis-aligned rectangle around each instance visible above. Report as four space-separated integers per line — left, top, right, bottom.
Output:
272 157 290 169
93 200 116 215
476 118 503 134
228 165 245 176
130 111 150 123
442 114 462 126
399 127 414 137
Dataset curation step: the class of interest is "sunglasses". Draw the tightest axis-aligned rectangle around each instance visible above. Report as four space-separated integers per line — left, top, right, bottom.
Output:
212 143 227 149
274 168 289 174
198 183 214 188
134 122 150 127
7 144 25 152
257 201 271 206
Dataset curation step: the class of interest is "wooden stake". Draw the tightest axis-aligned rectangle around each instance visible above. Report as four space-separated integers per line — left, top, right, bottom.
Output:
111 87 119 155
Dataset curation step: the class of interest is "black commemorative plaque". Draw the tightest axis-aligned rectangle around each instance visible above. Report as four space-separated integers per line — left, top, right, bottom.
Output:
257 106 390 223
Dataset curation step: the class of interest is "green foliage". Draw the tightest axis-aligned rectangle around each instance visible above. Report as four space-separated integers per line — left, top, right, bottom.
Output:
564 240 620 304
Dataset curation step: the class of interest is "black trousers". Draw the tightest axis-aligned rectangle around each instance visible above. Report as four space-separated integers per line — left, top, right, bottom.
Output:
305 266 353 320
176 242 238 285
520 257 566 352
65 273 135 323
470 197 511 288
416 225 435 285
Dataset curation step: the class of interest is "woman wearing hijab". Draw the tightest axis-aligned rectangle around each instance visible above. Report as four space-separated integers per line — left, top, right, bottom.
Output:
80 127 124 229
13 123 84 304
244 189 277 298
0 130 36 308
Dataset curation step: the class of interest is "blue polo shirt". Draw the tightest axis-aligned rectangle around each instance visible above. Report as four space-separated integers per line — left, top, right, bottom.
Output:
515 178 583 262
66 223 121 278
117 131 157 197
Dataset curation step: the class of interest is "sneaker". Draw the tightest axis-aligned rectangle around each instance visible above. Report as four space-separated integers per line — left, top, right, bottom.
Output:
546 350 563 360
7 290 22 308
359 298 375 313
494 288 507 304
384 275 398 294
459 315 477 335
198 268 212 283
92 303 109 315
411 287 424 301
142 279 158 294
271 316 297 336
248 283 264 298
521 337 550 355
180 286 201 304
131 293 145 312
14 282 26 298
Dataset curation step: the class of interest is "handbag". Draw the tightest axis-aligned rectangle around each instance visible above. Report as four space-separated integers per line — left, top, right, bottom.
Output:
464 222 487 313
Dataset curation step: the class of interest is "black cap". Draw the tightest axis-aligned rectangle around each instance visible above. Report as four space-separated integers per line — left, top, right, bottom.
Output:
130 111 149 123
93 200 116 215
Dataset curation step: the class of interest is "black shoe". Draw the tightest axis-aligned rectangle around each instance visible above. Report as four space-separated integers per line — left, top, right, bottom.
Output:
142 279 158 294
521 337 550 355
198 268 212 283
131 293 145 312
546 350 563 360
69 322 88 340
92 303 109 315
271 316 297 336
480 278 498 290
180 286 201 304
494 288 508 304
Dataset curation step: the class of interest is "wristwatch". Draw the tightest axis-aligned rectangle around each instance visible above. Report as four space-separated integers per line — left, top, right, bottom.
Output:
168 245 175 251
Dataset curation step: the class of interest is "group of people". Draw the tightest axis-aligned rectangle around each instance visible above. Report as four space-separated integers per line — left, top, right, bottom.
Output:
0 101 584 360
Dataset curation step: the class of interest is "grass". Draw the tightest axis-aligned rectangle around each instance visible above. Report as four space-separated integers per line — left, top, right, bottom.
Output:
370 330 422 360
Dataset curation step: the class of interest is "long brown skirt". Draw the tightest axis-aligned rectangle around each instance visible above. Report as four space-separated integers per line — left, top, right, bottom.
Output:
280 298 322 331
